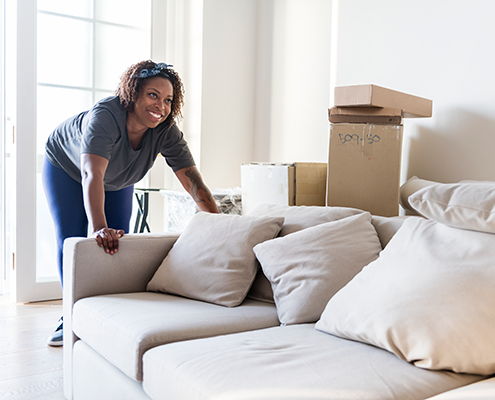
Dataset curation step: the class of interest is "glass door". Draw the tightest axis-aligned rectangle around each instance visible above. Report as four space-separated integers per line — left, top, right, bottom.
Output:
11 0 151 303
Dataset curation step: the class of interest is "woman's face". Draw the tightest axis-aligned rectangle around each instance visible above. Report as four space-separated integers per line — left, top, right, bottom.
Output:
129 76 174 131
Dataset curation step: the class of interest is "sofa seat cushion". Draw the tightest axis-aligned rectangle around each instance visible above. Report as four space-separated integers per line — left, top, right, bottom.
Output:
72 292 279 381
142 324 482 400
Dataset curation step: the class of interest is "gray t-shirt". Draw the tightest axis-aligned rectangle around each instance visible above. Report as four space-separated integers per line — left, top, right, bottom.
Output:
45 96 195 191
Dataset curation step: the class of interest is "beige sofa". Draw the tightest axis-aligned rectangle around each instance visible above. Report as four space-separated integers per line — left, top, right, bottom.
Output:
63 182 495 400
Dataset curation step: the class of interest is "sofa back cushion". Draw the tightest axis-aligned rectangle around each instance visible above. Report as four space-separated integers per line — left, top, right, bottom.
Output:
399 175 439 213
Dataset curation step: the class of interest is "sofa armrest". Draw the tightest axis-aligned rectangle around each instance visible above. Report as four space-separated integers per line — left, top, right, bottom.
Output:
63 232 179 303
63 232 178 400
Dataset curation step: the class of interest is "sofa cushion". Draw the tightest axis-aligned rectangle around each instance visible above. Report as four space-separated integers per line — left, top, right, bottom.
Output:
399 175 439 213
248 204 365 237
253 212 382 325
247 204 365 303
142 324 482 400
370 215 408 248
409 181 495 233
72 292 279 381
147 212 284 307
316 217 495 375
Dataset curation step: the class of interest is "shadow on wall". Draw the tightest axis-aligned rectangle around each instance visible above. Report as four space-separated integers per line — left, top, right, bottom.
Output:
405 108 495 183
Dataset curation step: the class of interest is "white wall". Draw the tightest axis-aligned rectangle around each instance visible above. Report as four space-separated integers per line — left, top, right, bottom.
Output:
198 0 333 188
335 0 495 184
265 0 332 165
200 0 258 189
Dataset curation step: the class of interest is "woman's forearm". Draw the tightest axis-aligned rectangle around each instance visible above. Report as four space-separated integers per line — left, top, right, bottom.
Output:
80 153 110 233
175 166 219 213
81 174 107 233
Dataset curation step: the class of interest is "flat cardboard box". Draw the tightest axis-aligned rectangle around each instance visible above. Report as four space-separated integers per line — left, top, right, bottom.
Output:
328 106 402 124
327 123 403 217
241 162 327 215
334 84 432 118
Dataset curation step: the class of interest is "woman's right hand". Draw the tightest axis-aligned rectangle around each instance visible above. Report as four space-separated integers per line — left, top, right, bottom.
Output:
93 227 125 255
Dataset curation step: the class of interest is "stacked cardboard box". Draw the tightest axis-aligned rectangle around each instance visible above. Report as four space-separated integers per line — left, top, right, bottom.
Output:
327 84 432 217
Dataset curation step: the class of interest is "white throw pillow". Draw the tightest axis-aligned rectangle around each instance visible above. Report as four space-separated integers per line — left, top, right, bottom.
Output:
147 212 284 307
316 217 495 375
409 182 495 233
247 204 365 303
253 212 382 325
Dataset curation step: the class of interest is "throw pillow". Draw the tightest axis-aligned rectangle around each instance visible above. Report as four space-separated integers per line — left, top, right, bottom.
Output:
316 217 495 375
409 182 495 233
253 212 382 325
147 212 284 307
247 204 365 303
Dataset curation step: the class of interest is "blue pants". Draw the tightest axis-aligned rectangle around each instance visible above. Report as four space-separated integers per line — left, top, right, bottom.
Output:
42 158 133 286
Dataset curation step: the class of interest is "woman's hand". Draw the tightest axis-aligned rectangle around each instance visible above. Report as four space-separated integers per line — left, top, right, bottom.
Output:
93 227 125 255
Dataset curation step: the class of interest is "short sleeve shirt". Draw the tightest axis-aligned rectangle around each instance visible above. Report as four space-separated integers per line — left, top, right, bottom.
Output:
45 96 195 191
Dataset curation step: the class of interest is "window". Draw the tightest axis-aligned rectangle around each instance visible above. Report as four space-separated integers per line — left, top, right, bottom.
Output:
2 0 152 300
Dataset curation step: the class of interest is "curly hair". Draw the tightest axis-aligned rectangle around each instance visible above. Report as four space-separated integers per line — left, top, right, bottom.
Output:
115 60 185 125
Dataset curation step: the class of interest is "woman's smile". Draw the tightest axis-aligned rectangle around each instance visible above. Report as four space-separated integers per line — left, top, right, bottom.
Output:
147 109 163 122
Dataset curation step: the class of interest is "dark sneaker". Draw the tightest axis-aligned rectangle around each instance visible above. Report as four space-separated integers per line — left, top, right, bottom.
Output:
47 316 63 347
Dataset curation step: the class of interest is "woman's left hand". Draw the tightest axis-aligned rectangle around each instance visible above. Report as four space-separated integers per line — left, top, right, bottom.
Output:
93 227 125 255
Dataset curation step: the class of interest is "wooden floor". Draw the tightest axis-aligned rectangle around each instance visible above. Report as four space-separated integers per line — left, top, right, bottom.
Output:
0 294 65 399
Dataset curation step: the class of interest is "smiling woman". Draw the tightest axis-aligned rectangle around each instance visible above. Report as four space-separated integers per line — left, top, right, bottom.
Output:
42 60 219 347
126 78 174 146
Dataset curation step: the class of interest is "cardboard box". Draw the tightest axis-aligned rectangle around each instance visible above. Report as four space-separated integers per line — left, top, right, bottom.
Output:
334 84 432 118
328 106 402 124
241 162 327 215
327 124 403 217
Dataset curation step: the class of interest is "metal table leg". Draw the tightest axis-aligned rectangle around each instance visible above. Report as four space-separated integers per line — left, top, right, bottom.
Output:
133 190 151 233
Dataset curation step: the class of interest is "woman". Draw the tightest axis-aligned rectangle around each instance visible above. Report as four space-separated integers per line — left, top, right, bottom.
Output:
43 60 219 346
